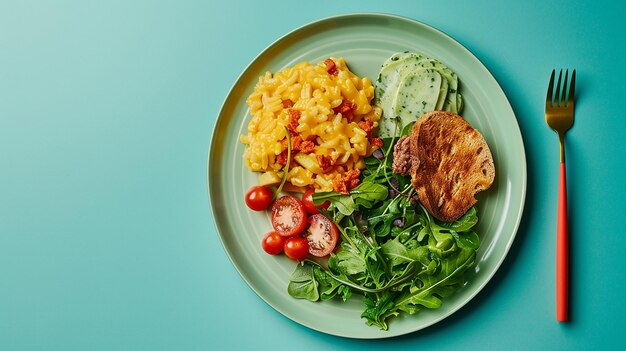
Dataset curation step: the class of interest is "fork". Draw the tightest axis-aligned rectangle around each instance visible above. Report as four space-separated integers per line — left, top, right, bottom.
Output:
545 69 576 322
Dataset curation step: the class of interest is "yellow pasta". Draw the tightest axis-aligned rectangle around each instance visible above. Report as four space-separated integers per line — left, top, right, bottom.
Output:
240 57 382 193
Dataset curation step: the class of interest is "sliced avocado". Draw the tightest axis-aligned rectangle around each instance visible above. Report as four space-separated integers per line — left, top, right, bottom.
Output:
411 58 459 113
375 52 463 137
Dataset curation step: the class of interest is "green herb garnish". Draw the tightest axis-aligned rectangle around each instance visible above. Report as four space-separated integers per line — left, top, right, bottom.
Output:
273 127 291 199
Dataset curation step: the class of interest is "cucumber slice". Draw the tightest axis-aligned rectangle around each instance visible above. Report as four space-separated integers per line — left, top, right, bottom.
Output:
392 69 442 132
435 75 448 110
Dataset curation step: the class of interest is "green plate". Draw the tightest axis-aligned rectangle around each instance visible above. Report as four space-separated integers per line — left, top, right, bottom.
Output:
208 13 526 338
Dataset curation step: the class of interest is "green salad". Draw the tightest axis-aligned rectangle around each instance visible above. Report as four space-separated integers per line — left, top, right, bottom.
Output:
288 134 480 330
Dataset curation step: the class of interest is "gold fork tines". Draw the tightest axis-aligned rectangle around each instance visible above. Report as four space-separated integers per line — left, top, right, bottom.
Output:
546 69 576 162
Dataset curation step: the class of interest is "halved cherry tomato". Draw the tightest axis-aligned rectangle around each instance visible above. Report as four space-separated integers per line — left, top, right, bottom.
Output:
303 214 338 257
245 186 273 211
283 236 309 261
271 195 307 237
261 231 285 255
301 189 330 215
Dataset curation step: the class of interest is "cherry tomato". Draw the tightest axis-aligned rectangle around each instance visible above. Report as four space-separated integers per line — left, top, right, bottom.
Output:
271 195 307 237
245 186 273 211
301 189 330 215
303 214 339 257
261 231 285 255
283 236 309 261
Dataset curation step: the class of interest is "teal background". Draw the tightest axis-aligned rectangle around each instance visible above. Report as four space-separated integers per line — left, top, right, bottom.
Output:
1 0 624 350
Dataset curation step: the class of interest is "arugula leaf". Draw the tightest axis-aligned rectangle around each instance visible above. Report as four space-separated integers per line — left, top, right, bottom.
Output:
287 263 319 302
330 245 367 276
366 200 397 237
380 238 430 270
396 248 476 312
313 191 357 216
362 291 399 330
313 265 352 301
364 246 387 288
313 182 387 217
426 206 480 250
350 182 388 206
451 230 480 250
438 207 478 232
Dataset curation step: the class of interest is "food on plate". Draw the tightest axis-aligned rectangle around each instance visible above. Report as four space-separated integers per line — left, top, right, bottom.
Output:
393 111 495 222
240 58 382 193
242 51 494 331
244 185 274 211
261 231 286 255
302 214 338 257
270 195 307 237
283 236 310 261
375 52 463 137
263 194 339 260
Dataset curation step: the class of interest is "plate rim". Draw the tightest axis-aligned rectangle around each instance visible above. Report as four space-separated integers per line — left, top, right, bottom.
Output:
207 12 527 338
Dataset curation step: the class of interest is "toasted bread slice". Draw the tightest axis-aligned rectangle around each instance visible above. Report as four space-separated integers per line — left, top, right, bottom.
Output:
409 111 494 222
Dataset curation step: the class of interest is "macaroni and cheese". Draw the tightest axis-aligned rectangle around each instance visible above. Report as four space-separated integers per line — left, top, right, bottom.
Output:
240 58 382 193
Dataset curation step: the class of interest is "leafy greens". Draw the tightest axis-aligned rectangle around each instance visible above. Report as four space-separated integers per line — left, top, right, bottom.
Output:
287 137 482 330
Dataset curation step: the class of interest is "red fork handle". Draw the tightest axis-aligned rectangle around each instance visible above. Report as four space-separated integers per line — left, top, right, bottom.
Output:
556 162 569 322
